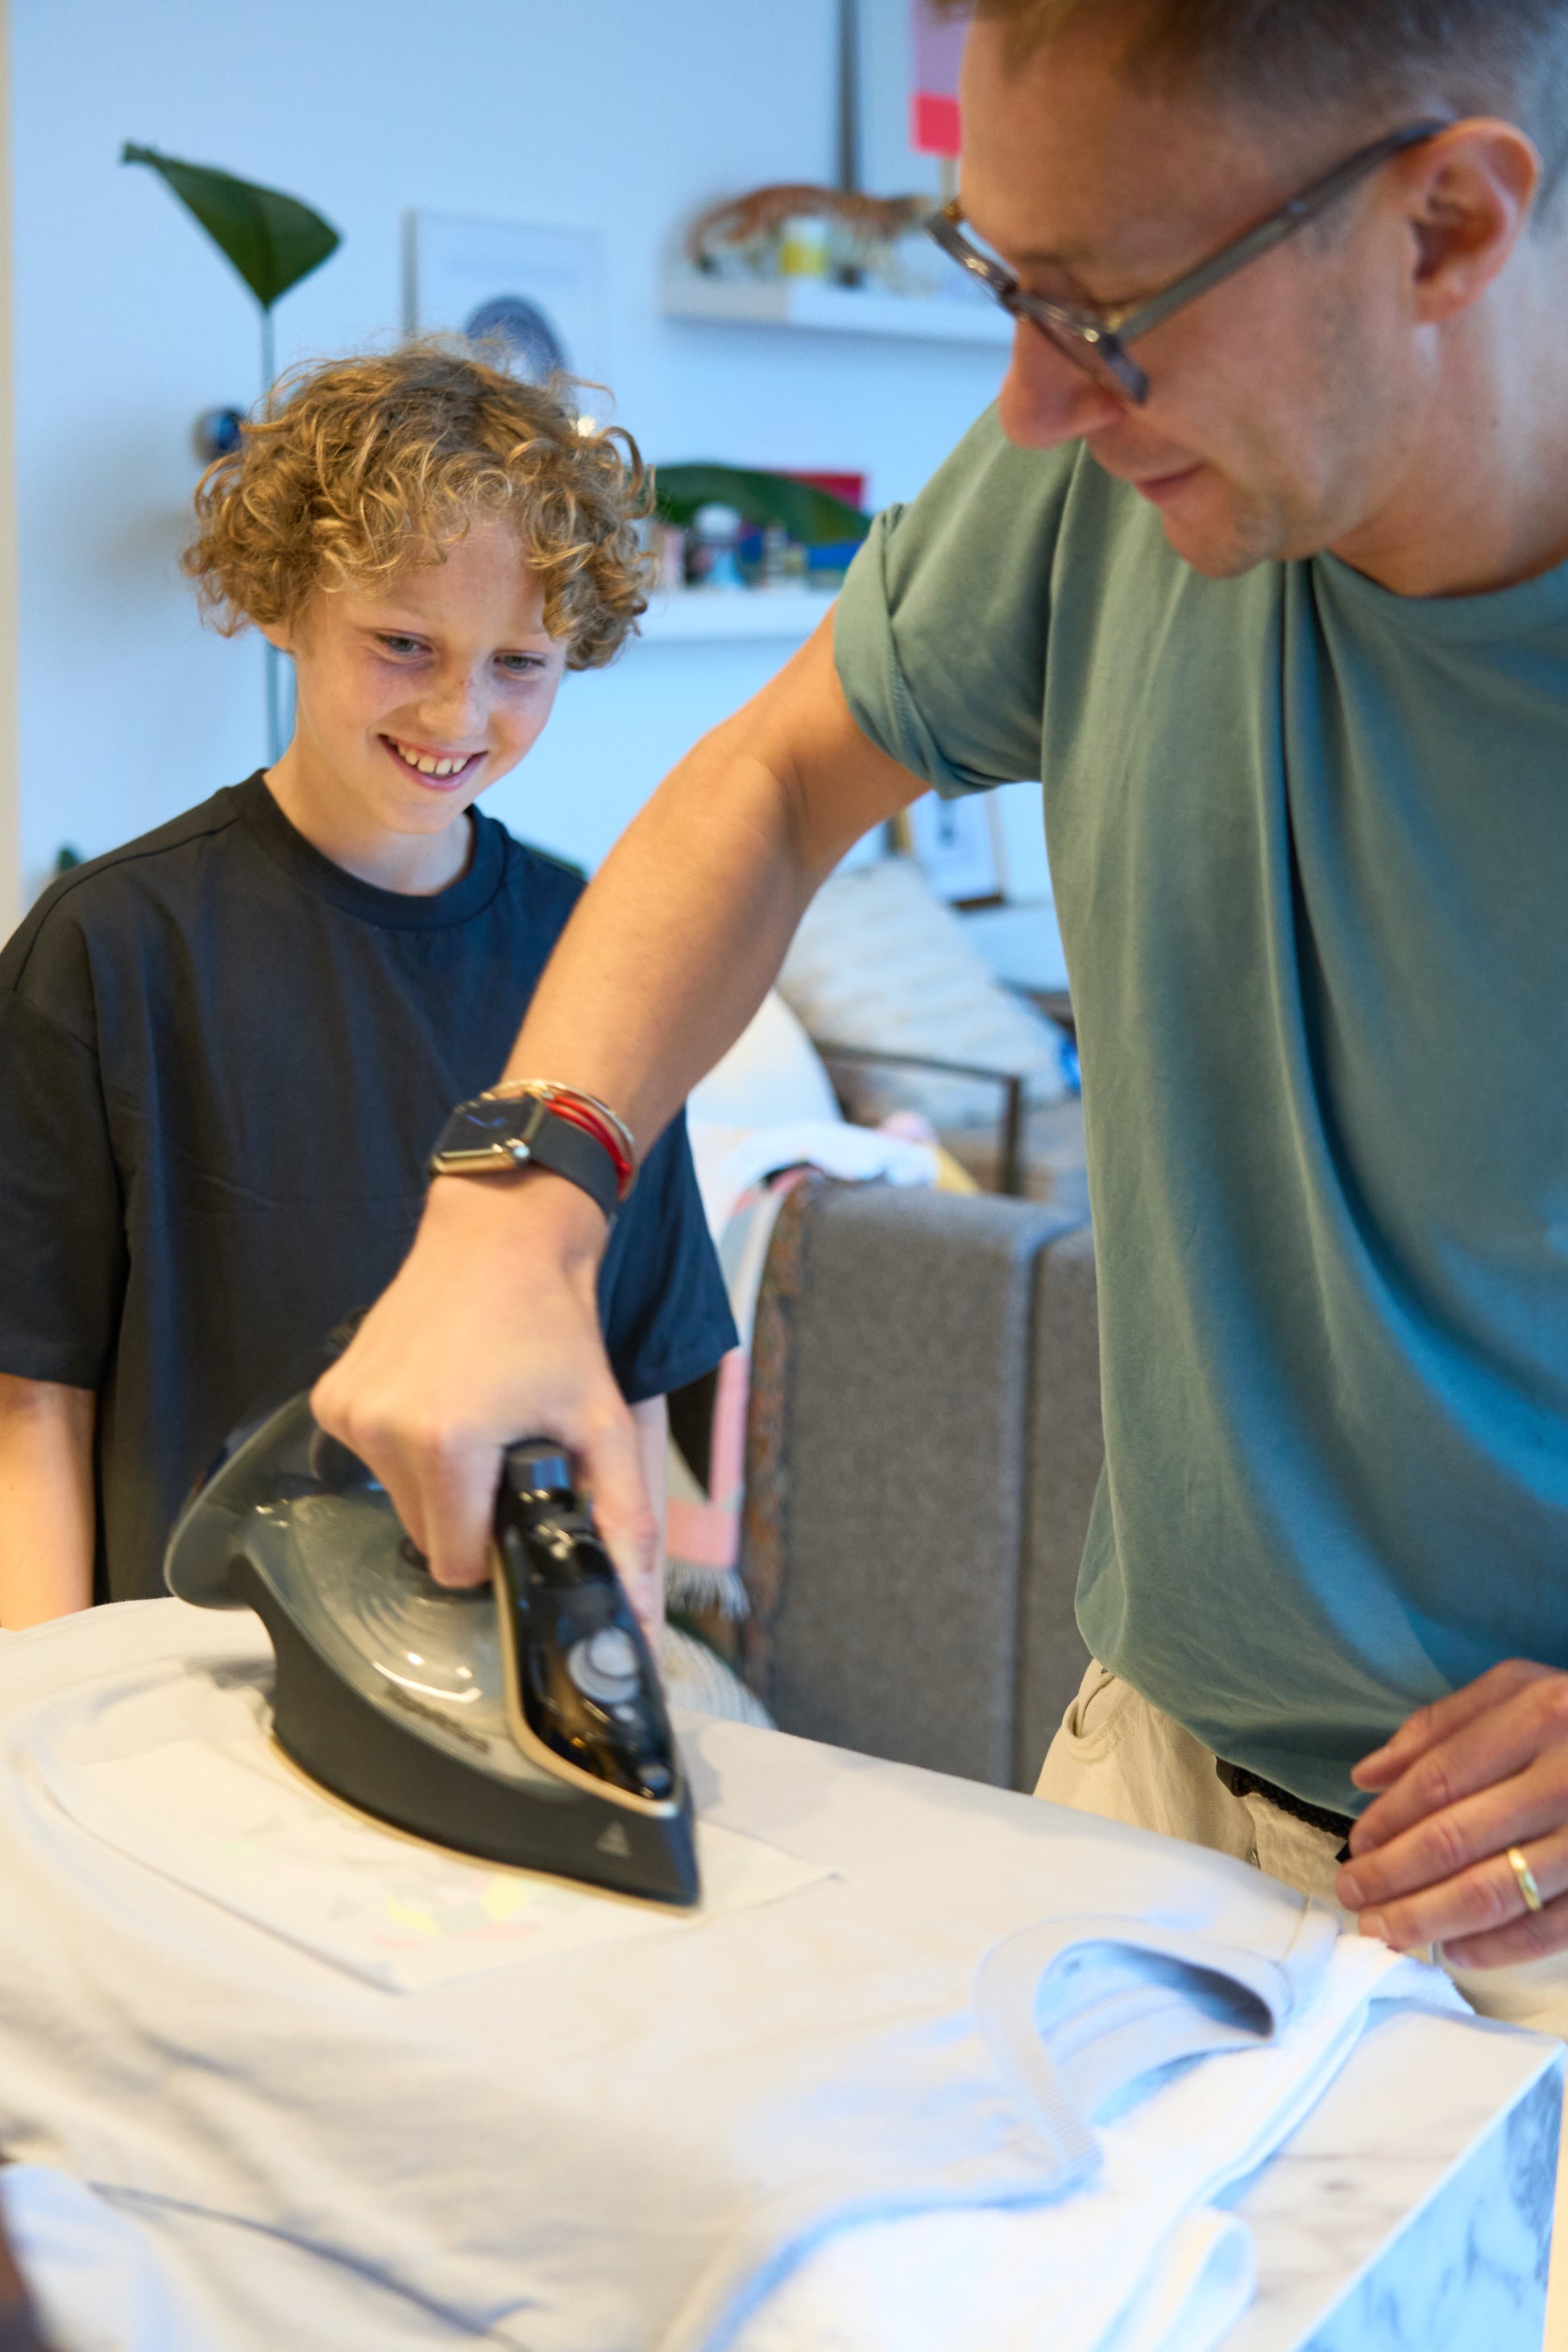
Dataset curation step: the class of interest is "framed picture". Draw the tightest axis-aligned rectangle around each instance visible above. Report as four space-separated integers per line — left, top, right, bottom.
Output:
404 214 608 388
909 0 965 160
852 0 945 201
900 790 1006 906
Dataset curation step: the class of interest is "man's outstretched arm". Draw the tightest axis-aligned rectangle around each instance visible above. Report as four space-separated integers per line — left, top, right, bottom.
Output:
313 620 922 1591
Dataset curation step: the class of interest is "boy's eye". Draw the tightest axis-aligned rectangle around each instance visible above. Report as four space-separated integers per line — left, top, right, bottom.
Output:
378 633 427 657
498 653 548 676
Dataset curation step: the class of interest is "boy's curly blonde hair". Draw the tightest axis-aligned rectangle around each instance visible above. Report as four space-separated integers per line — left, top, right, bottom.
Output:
182 342 652 670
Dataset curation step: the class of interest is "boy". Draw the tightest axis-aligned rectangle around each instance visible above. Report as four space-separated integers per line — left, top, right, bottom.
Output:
0 344 736 1626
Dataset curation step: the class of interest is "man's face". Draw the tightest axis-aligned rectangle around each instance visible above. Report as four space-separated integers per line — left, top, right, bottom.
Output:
278 515 567 840
960 19 1436 575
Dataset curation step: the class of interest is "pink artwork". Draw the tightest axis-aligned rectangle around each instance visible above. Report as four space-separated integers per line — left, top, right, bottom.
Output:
911 0 966 156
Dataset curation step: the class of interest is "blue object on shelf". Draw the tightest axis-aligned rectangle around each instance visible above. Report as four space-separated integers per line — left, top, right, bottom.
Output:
194 405 246 462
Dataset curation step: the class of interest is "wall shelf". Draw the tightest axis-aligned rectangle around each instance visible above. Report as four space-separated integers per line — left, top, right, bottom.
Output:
660 268 1013 348
633 587 837 645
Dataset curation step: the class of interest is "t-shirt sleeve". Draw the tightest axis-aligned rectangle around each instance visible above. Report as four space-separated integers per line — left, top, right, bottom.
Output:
0 985 126 1387
833 406 1083 798
596 1108 737 1404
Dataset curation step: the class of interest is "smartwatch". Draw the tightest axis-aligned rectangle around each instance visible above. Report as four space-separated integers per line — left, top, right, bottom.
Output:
429 1091 620 1224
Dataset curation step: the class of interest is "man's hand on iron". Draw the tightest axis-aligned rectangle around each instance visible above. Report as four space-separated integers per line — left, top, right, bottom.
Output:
1336 1660 1568 1965
310 1170 662 1630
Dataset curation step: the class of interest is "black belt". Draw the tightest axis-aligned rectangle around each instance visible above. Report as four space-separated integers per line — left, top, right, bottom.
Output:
1215 1758 1355 1862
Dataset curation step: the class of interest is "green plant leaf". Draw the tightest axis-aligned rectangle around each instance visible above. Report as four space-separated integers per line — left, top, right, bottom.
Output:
651 463 868 545
121 142 341 311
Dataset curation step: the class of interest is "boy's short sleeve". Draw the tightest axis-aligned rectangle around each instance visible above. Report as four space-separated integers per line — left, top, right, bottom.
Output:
0 986 126 1387
597 1110 736 1404
832 405 1081 798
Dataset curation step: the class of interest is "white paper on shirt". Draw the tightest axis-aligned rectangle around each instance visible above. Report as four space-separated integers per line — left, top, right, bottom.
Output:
30 1670 831 1993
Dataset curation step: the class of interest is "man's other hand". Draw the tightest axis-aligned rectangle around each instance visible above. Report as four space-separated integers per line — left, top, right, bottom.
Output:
1336 1660 1568 1966
311 1170 661 1624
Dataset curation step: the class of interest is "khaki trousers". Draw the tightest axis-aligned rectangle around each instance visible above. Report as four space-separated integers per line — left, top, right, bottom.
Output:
1038 1663 1568 2349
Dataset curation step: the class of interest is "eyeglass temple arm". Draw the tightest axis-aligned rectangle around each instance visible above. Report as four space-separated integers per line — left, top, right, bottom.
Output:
1105 119 1450 345
926 202 1005 290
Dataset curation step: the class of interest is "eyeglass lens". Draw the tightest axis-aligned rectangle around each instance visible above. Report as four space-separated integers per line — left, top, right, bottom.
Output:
1031 312 1139 397
937 211 1143 399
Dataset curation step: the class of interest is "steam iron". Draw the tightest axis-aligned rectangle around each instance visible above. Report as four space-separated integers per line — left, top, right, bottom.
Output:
164 1388 699 1906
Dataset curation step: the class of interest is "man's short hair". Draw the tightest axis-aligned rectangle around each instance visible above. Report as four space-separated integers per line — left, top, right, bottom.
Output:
183 342 651 670
952 0 1568 200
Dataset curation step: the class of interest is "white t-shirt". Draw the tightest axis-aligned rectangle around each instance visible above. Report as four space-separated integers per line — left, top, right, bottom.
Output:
0 1601 1458 2352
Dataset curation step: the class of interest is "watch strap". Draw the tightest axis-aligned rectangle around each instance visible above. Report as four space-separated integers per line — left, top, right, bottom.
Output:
429 1092 620 1222
493 1079 637 1190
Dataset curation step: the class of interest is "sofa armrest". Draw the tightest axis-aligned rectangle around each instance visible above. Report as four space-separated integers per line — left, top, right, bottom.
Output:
814 1042 1027 1196
741 1180 1079 1787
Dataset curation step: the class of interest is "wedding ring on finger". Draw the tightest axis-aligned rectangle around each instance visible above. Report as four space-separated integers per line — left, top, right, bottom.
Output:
1507 1844 1545 1915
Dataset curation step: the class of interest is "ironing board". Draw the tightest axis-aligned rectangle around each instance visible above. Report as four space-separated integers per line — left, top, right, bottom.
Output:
0 1600 1557 2352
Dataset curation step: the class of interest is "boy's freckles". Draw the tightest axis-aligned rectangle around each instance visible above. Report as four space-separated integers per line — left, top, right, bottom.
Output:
264 515 567 892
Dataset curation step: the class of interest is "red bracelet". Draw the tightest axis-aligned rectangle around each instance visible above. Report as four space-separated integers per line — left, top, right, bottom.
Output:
545 1096 634 1196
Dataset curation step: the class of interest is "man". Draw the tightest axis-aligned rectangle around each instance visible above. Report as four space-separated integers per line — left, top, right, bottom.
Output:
317 0 1568 2279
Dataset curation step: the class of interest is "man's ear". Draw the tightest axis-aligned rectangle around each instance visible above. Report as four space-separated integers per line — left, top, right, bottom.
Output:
1404 118 1542 323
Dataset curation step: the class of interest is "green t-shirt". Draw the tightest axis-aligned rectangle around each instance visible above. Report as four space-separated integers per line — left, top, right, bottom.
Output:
835 406 1568 1814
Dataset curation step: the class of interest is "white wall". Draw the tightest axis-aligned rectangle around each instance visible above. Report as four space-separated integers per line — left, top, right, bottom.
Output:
10 0 1010 891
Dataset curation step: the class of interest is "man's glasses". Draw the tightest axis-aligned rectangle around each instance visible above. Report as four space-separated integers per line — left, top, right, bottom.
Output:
924 120 1450 405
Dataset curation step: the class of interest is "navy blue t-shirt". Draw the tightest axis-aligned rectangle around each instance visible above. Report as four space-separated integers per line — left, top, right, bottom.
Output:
0 775 736 1600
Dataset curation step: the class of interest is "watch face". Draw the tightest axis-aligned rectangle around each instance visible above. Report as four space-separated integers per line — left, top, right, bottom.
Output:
454 1101 530 1146
436 1097 537 1162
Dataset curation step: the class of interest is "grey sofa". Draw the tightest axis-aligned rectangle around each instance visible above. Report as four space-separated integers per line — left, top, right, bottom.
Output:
732 1180 1102 1794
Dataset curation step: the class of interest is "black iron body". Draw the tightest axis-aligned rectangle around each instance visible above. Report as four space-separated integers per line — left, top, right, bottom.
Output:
165 1382 699 1907
235 1554 697 1902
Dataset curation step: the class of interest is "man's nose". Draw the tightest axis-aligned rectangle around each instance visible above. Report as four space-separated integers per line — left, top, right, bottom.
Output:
997 318 1127 448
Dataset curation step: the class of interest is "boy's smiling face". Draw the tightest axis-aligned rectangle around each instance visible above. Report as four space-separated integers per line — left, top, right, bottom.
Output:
263 513 568 894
